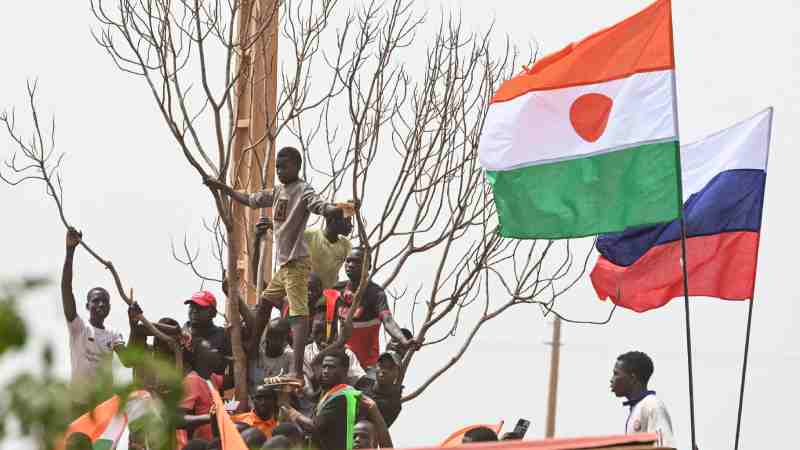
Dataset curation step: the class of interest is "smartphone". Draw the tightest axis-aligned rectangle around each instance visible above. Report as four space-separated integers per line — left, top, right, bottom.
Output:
512 418 531 438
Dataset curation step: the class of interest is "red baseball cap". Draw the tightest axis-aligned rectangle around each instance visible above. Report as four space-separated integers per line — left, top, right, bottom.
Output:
184 290 217 308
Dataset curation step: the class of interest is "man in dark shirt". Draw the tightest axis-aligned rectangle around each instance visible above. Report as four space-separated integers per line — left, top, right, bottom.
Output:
183 291 231 375
281 351 393 450
334 247 419 375
281 351 357 450
362 351 403 427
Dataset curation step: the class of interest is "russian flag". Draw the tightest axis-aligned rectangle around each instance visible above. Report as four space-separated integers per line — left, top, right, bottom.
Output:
590 108 773 312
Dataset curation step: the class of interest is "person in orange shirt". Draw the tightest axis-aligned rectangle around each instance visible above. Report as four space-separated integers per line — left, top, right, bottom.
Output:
231 384 279 438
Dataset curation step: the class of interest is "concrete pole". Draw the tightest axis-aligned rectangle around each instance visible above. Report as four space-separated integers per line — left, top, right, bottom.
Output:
545 317 562 438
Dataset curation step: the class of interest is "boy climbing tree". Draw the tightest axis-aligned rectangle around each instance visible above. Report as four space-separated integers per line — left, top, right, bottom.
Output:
204 146 349 385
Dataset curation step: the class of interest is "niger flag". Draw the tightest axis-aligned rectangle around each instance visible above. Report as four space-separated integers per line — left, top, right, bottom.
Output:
479 0 680 239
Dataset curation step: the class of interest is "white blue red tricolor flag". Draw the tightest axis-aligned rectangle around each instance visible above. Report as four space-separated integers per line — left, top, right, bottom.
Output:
591 108 773 312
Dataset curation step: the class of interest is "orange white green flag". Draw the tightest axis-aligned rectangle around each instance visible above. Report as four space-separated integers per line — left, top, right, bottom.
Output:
57 391 157 450
479 0 681 239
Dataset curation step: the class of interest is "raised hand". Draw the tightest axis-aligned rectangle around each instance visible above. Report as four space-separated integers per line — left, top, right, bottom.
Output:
66 227 82 250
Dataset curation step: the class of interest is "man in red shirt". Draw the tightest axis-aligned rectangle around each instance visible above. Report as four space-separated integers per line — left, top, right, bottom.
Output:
178 338 226 441
333 247 419 374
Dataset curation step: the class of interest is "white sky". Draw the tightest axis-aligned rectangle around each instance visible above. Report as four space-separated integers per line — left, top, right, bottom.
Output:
1 1 798 449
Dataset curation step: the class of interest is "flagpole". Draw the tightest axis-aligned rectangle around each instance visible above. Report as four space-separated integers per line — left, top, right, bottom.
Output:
733 107 774 450
666 2 698 449
677 217 698 450
733 297 754 450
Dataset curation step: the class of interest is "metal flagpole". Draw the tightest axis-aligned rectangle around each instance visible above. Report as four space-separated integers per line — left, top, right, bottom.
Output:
734 107 774 450
666 2 698 448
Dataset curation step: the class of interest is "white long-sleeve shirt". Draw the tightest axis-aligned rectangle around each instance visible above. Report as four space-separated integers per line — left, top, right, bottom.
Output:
625 392 676 448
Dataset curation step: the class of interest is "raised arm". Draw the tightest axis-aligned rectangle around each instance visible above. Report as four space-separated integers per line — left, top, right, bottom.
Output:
118 303 146 368
61 228 81 323
302 184 339 218
377 290 420 350
203 177 271 207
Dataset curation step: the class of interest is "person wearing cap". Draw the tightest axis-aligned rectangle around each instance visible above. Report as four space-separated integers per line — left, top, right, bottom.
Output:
361 351 404 427
205 146 348 385
231 384 279 438
183 290 231 375
333 247 420 377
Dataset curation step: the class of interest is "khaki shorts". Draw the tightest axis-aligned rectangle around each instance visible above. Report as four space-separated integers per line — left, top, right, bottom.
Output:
261 257 311 317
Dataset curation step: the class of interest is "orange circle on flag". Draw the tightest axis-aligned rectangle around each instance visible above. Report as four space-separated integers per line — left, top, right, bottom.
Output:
569 93 613 142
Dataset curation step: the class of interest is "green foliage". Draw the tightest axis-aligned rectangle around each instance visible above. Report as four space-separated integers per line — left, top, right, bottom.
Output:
0 278 45 355
0 278 184 450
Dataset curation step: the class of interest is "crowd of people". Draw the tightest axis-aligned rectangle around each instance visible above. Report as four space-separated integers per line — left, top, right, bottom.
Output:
60 146 676 449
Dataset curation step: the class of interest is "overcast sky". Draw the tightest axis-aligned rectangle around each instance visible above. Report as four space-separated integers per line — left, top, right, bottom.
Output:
1 1 798 449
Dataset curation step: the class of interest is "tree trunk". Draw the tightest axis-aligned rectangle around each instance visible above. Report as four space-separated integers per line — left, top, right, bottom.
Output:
225 221 248 403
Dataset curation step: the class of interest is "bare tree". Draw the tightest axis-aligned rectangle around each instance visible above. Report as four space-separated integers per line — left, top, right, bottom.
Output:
0 81 183 371
82 0 603 403
87 0 355 400
279 1 601 401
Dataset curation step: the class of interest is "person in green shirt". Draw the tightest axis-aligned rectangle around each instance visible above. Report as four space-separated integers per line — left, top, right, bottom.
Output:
304 214 353 290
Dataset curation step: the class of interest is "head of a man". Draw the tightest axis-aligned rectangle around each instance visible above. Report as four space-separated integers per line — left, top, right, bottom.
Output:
154 317 180 356
85 287 111 325
353 420 377 449
325 213 353 238
276 146 302 185
610 350 654 398
185 291 217 329
376 351 401 388
319 352 349 389
386 328 413 358
263 317 290 357
252 384 278 420
191 337 226 377
462 427 499 443
344 247 369 283
241 427 268 448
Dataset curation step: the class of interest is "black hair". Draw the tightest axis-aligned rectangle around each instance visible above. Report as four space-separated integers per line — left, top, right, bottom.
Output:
464 427 499 442
272 422 303 440
277 146 302 167
324 350 350 370
617 350 654 385
158 317 179 327
183 439 210 450
86 287 110 302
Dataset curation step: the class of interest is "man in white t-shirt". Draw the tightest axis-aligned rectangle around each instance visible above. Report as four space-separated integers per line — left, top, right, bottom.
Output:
62 228 126 390
304 310 366 388
610 350 676 449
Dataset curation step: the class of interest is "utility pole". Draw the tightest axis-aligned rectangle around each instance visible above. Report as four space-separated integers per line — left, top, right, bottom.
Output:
230 0 279 305
545 317 562 438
